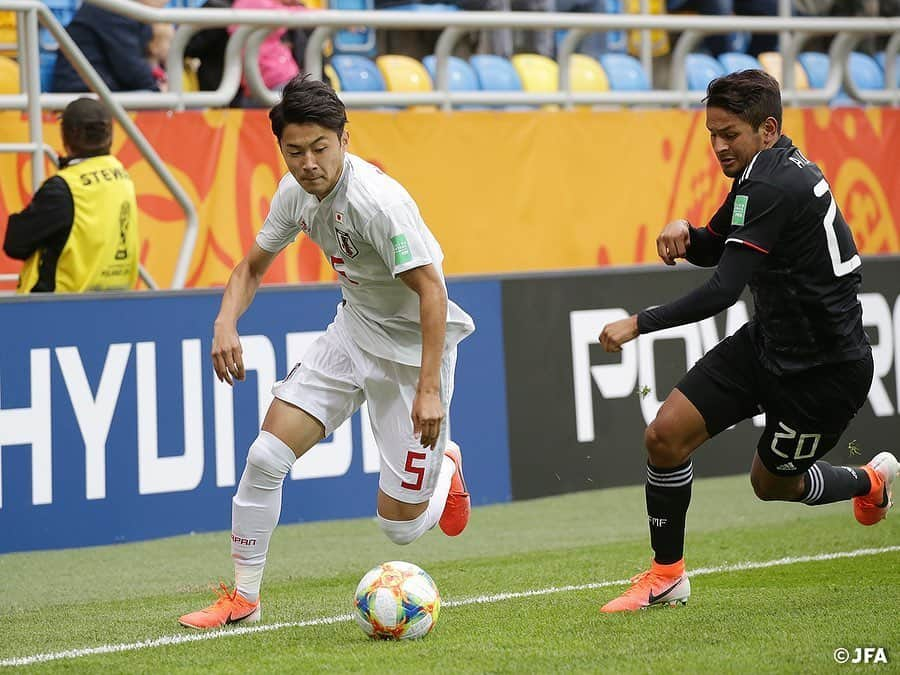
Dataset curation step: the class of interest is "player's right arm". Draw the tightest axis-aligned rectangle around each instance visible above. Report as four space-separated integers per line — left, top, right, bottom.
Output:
212 243 278 385
658 193 732 267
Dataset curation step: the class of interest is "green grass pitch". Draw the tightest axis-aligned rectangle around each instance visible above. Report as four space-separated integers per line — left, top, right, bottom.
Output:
1 473 897 672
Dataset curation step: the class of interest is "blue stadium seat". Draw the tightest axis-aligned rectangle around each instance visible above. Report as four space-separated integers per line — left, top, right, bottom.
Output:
848 51 884 90
329 54 385 91
875 51 900 87
598 53 650 91
331 0 376 55
423 55 479 91
40 50 56 91
469 55 522 91
798 51 829 88
685 53 724 91
717 51 762 74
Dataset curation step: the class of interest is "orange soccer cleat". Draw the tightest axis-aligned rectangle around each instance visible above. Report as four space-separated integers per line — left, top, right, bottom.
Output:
600 559 691 613
853 452 899 526
439 441 471 536
178 583 261 630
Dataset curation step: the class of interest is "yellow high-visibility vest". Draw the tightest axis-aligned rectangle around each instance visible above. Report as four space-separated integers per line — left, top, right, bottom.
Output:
18 155 139 293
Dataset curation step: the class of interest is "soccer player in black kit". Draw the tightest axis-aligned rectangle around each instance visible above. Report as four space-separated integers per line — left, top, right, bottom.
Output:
597 70 898 612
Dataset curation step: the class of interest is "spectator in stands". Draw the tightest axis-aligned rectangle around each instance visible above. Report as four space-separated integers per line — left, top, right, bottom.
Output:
797 0 900 54
147 22 175 92
229 0 307 101
479 0 555 58
2 98 139 293
185 0 234 91
52 0 169 92
555 0 624 59
667 0 779 56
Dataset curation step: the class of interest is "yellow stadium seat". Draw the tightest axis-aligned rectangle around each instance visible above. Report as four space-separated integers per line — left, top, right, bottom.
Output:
324 64 341 92
0 11 16 58
569 54 609 92
511 53 558 93
376 54 434 110
376 54 432 92
182 64 199 93
757 52 809 90
625 0 670 57
0 54 19 94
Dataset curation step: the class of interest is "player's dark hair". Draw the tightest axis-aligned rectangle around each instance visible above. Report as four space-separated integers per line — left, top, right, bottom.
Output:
61 97 112 157
269 74 348 142
704 69 782 132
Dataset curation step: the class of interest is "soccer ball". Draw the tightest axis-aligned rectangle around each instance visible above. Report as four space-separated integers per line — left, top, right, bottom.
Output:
353 561 441 640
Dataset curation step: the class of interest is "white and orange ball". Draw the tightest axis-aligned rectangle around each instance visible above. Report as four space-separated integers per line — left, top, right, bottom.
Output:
353 561 441 640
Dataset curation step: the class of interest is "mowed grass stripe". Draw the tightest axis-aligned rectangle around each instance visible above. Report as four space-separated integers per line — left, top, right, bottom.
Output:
3 545 897 668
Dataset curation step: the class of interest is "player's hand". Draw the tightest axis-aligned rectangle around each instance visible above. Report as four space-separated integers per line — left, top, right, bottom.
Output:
211 320 245 386
412 389 444 450
657 219 692 265
599 315 639 353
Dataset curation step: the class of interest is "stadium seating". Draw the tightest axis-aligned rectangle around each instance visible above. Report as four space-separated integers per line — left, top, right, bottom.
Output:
797 51 829 89
422 55 479 92
329 54 386 91
40 51 57 91
0 53 19 94
511 54 558 93
0 11 15 57
848 51 884 90
469 55 522 92
685 53 725 91
875 52 900 87
598 53 650 90
331 0 376 55
757 51 809 89
324 63 342 91
376 54 433 92
717 51 762 75
798 51 886 107
568 54 609 92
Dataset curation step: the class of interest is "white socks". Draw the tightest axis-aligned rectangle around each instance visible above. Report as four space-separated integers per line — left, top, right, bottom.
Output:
232 431 296 603
377 452 456 545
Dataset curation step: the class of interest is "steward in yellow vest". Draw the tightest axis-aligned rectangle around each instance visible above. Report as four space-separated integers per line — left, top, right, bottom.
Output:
3 98 138 293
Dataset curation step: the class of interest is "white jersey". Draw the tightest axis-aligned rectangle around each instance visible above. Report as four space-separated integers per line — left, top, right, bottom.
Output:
257 153 475 366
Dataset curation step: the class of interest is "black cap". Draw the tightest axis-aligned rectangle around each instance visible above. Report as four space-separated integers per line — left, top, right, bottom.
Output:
61 97 112 131
60 97 113 157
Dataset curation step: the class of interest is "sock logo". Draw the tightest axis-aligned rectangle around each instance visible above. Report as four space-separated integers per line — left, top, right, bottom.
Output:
648 516 669 527
231 534 257 546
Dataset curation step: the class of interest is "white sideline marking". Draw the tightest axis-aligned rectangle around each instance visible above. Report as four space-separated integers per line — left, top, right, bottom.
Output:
2 545 898 668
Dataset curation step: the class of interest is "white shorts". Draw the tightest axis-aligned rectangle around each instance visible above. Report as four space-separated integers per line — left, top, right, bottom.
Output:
271 312 457 504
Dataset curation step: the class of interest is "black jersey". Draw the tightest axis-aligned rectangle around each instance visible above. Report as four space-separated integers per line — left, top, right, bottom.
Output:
709 135 869 374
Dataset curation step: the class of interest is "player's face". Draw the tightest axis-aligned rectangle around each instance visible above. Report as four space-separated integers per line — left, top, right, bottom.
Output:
705 107 776 178
279 123 348 199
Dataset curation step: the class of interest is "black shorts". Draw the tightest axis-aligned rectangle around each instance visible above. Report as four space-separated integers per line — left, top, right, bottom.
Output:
677 324 874 476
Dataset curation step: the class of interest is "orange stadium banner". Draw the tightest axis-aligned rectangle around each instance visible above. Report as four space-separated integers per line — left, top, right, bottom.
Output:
0 107 898 291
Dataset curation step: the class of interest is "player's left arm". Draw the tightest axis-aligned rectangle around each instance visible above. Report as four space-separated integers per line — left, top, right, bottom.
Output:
599 245 765 352
399 264 447 450
599 180 791 352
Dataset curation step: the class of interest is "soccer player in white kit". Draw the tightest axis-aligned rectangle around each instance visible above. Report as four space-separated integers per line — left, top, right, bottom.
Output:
179 76 475 629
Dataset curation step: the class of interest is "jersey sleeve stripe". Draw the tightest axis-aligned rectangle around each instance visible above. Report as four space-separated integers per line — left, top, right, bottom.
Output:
706 224 725 237
726 236 769 254
740 152 761 183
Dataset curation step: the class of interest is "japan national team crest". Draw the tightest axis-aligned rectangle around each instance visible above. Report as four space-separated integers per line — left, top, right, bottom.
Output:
335 211 344 224
335 228 358 258
298 217 309 234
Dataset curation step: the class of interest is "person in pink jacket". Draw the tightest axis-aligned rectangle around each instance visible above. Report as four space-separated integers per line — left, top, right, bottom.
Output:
230 0 306 93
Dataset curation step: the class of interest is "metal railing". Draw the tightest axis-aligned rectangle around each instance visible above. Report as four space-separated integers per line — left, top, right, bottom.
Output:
0 0 201 289
0 0 897 287
0 0 896 111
